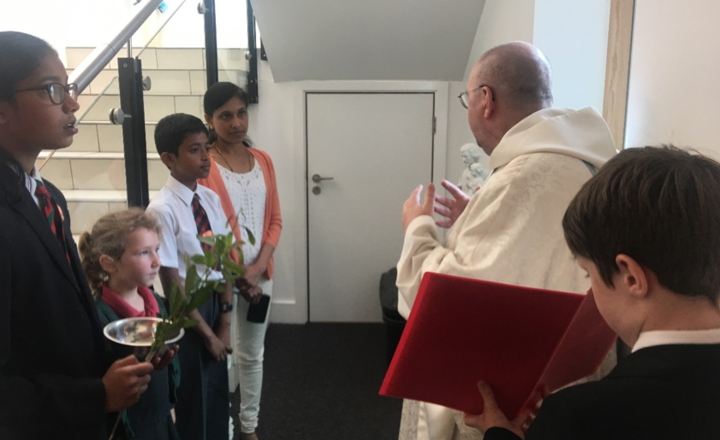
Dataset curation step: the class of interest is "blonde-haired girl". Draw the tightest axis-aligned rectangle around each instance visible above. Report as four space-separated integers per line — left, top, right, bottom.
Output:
79 208 181 440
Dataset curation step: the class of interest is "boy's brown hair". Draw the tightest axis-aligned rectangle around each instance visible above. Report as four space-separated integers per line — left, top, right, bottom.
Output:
563 145 720 303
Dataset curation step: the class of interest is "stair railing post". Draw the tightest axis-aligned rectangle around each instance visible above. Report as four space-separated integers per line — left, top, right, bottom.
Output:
246 0 259 103
203 0 219 88
118 57 150 209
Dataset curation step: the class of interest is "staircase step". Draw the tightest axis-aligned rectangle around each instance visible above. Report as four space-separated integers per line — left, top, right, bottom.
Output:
75 94 204 125
38 152 161 160
64 189 160 202
69 68 246 96
63 190 159 235
38 153 169 191
66 47 248 71
63 123 157 154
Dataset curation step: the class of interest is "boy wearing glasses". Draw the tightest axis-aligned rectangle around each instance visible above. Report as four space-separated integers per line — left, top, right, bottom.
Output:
0 32 160 439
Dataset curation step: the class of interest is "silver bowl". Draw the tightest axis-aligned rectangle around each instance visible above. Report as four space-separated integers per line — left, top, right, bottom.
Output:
103 317 184 360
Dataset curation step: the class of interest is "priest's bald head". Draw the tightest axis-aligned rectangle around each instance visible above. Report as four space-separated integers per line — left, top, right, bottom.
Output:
465 42 553 155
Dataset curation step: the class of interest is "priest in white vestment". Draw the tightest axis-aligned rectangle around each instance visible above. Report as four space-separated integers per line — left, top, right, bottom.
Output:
396 42 618 440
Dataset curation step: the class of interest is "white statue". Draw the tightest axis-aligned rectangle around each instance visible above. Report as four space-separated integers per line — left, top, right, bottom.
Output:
458 143 488 195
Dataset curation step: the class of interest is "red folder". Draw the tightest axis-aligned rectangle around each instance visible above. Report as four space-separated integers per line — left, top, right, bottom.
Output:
379 272 616 418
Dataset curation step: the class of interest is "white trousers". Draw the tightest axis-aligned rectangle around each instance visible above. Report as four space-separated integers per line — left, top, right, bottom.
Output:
228 278 272 434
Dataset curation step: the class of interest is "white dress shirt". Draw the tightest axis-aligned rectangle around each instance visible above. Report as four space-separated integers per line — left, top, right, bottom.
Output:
147 175 231 282
632 328 720 353
24 166 42 208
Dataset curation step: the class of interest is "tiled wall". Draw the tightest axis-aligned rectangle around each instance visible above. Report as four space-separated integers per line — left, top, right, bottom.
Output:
37 157 169 191
67 201 130 235
62 124 155 154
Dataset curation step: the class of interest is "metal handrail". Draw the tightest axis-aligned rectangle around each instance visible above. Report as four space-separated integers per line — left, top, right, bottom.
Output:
45 0 201 174
68 0 164 93
75 77 119 125
78 120 159 125
136 0 189 58
43 0 166 171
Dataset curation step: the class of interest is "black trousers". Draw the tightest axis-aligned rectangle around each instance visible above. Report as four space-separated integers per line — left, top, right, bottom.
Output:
174 295 229 440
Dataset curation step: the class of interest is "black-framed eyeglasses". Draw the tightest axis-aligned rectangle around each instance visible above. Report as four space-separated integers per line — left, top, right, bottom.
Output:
14 83 79 105
458 84 493 109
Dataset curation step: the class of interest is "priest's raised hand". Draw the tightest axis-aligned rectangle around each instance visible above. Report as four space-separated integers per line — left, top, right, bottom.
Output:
434 180 471 229
402 183 435 232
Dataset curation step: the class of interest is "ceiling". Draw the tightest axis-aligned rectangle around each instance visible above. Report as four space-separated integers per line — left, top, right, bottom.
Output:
251 0 486 82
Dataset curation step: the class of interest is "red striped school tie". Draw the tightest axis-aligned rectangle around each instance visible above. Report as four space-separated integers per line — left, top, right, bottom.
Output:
191 193 215 255
35 179 69 261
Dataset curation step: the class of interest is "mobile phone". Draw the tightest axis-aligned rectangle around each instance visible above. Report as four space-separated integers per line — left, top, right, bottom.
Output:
247 294 271 323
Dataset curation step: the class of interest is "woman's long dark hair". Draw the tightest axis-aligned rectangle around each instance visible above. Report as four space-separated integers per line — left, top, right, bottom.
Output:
0 31 58 202
203 81 253 147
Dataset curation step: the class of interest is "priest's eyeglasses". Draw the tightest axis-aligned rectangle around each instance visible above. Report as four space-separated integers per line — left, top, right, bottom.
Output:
14 83 79 105
458 84 494 109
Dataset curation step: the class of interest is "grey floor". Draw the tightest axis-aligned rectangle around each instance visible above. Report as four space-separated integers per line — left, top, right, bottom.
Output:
230 323 403 440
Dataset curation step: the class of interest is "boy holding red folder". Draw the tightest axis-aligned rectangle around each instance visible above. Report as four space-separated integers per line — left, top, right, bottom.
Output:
465 145 720 439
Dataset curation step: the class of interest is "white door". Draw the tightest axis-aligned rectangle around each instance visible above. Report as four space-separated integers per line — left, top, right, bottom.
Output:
307 92 435 322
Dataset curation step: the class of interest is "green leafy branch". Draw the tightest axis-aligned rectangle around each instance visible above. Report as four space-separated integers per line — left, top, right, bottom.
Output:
147 222 256 360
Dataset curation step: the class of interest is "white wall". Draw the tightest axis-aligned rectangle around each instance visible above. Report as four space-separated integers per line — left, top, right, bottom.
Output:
0 0 252 58
1 0 130 64
246 60 463 323
158 0 254 49
456 0 538 185
463 0 536 81
533 0 610 111
454 0 536 187
462 0 610 110
245 63 298 315
251 0 484 82
455 0 610 188
625 0 720 158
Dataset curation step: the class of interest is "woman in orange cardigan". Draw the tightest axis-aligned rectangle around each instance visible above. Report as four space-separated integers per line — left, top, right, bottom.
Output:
199 82 281 440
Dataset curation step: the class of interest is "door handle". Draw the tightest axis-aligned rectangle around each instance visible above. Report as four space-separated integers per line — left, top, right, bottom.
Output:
312 174 334 183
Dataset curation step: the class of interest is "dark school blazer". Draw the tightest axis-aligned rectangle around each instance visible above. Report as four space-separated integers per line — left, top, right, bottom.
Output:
485 343 720 440
0 164 112 440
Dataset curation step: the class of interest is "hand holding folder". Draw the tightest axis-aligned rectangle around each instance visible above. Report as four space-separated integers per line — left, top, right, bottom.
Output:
379 272 616 418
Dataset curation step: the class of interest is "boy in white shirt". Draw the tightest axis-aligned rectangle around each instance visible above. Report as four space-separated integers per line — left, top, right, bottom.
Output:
147 113 233 440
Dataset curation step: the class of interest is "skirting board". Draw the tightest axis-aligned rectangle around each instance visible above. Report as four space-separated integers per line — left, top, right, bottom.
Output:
269 299 306 324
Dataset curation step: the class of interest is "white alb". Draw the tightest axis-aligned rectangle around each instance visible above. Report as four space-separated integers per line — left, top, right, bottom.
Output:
396 107 618 440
